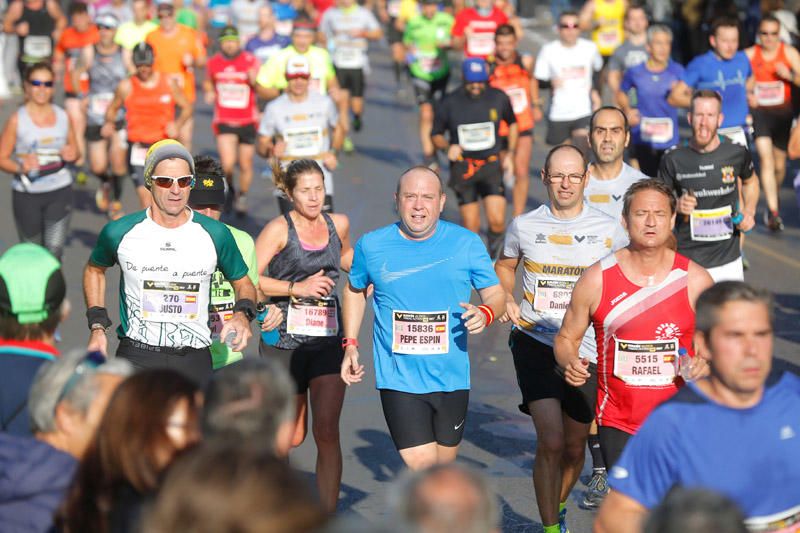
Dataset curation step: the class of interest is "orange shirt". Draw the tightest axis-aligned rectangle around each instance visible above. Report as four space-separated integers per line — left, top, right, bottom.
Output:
125 73 176 144
56 26 100 94
146 25 205 102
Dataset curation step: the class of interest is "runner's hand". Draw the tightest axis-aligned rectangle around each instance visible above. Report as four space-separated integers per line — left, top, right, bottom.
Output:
503 153 514 176
341 345 364 385
322 152 338 170
564 357 591 387
220 313 253 352
460 302 487 334
627 108 641 127
165 122 178 139
532 106 543 122
684 354 710 381
776 63 793 81
273 139 286 158
87 329 108 357
498 299 520 326
16 22 29 37
21 153 39 173
677 191 697 215
447 144 462 162
60 144 77 163
737 212 756 233
295 269 336 298
100 122 114 139
747 91 758 109
182 53 194 68
260 304 283 331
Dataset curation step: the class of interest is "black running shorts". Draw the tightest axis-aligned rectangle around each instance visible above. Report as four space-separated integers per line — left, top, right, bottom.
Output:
379 388 469 450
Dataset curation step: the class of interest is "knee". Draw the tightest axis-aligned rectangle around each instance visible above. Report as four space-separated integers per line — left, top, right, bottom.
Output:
313 419 341 447
536 432 565 459
563 439 586 464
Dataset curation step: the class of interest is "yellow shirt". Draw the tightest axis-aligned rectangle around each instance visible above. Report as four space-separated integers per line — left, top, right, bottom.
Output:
256 45 336 94
114 20 158 50
592 0 625 57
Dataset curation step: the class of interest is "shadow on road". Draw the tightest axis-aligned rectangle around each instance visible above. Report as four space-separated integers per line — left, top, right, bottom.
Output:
353 428 405 482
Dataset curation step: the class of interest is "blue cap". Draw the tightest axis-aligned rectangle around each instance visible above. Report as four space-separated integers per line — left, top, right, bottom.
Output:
462 58 488 83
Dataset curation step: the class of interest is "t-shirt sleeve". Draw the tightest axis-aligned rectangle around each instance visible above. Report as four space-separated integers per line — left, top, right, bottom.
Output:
319 12 333 37
607 46 625 72
365 10 380 30
612 223 629 250
534 47 550 80
656 151 677 191
256 54 285 89
451 13 465 37
431 99 448 137
468 234 500 290
502 217 521 258
591 43 604 71
245 240 259 286
620 67 634 92
258 104 277 136
681 57 701 87
90 222 120 267
739 146 755 181
348 237 370 290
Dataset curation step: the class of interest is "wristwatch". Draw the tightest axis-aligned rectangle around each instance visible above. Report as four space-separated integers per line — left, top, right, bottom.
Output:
90 323 108 333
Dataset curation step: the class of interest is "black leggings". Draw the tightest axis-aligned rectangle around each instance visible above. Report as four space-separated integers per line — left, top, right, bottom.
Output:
598 425 633 469
12 185 72 260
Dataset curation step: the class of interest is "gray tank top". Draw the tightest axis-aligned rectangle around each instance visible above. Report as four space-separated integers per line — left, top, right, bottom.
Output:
267 212 342 349
87 46 127 126
13 105 72 194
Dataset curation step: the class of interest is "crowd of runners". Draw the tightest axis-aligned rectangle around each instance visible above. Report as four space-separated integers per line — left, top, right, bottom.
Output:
0 0 799 531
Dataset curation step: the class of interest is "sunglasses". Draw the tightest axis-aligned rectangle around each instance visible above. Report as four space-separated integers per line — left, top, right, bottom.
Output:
759 31 779 36
559 22 579 29
98 24 115 30
152 174 195 188
29 80 54 87
57 351 106 403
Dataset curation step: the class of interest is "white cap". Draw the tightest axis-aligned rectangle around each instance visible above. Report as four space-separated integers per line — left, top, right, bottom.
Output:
285 55 311 77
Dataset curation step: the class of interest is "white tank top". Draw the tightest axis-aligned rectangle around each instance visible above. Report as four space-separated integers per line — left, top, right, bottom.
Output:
13 105 72 194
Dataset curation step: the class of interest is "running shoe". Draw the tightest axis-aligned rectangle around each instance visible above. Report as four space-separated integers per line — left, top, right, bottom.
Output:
581 469 609 509
95 183 110 212
234 193 247 217
343 137 355 153
764 209 785 232
76 170 89 186
352 115 362 132
559 506 570 533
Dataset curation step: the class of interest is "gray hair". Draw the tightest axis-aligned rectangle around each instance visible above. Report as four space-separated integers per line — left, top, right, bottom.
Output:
647 23 673 42
202 358 295 451
695 282 774 337
389 463 499 533
28 350 133 433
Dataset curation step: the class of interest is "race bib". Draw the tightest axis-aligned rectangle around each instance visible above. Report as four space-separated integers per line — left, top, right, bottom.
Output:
89 92 114 116
598 28 622 47
287 297 338 337
613 337 678 386
141 280 200 322
35 148 62 168
690 206 734 242
532 278 575 319
24 36 52 58
457 121 495 151
392 310 448 355
209 300 234 339
284 125 323 157
275 19 293 36
719 126 747 148
387 0 401 17
416 50 441 73
755 81 785 107
333 39 366 69
466 31 494 57
130 143 148 166
505 87 529 114
217 82 250 109
640 117 674 144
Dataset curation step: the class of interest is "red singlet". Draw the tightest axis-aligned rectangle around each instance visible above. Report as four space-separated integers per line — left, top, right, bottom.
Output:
207 50 259 127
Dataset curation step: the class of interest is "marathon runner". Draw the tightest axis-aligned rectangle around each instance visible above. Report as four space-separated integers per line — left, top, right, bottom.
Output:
83 140 258 386
495 144 627 533
231 0 263 41
605 4 648 96
97 0 132 25
432 58 516 259
254 159 353 512
0 63 79 261
104 42 192 209
658 90 760 282
489 24 541 218
745 14 800 232
617 24 684 177
451 0 508 60
556 178 713 469
584 106 648 219
535 10 602 151
272 0 299 38
203 25 260 216
402 0 453 170
74 13 128 220
340 166 505 469
257 55 343 213
244 5 291 66
114 0 158 72
3 0 66 84
578 0 625 62
377 0 419 93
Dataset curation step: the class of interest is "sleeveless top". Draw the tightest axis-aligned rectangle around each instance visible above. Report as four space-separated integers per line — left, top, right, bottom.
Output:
19 3 55 64
267 212 342 349
13 105 72 194
591 252 694 434
489 54 534 133
750 43 793 109
125 74 175 144
592 0 624 57
87 46 127 126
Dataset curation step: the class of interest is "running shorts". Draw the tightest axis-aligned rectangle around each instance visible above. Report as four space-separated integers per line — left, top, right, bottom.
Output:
116 337 213 387
386 18 403 44
449 158 504 205
213 122 257 145
411 75 449 106
335 68 365 97
86 120 125 143
500 127 533 151
545 115 591 146
752 107 793 151
258 337 344 394
379 388 469 450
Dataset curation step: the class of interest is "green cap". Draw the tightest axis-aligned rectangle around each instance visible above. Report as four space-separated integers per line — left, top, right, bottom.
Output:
0 244 65 324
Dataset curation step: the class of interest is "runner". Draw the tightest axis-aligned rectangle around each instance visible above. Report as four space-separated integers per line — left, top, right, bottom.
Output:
254 158 353 512
114 0 158 72
489 23 541 217
203 25 259 216
272 0 299 38
83 140 258 386
534 10 602 151
584 106 648 219
432 58 516 258
606 4 648 96
244 5 291 66
188 154 282 371
495 144 628 533
617 24 684 177
402 0 453 170
0 63 79 260
596 282 800 533
578 0 626 61
97 0 132 25
377 0 418 93
231 0 263 41
555 178 713 470
745 14 800 232
103 42 192 208
340 166 505 470
451 0 508 60
257 55 344 214
145 0 207 149
74 13 129 220
657 90 760 282
2 0 66 84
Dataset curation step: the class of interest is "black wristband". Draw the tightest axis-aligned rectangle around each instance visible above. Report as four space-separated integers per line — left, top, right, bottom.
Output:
86 306 112 330
233 298 257 322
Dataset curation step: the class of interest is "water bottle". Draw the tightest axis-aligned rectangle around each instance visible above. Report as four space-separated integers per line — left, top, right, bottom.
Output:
678 347 694 382
257 303 280 346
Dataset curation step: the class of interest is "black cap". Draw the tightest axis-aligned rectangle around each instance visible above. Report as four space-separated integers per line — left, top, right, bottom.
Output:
133 42 155 66
189 173 226 206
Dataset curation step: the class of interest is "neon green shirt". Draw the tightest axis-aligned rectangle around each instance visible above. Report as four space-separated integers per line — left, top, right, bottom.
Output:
256 45 336 94
403 12 453 81
114 20 158 49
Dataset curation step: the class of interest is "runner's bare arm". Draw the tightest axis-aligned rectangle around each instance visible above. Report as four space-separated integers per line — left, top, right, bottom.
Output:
101 80 129 137
554 263 602 383
616 89 640 127
494 255 521 325
607 69 623 95
331 117 346 152
331 213 354 272
686 260 714 311
667 80 691 108
739 171 760 232
782 45 800 86
746 75 758 108
789 121 800 159
595 491 647 533
84 261 110 355
254 216 290 296
3 2 22 33
71 46 94 96
577 0 595 30
47 0 67 41
0 113 21 175
171 83 193 131
341 280 368 385
256 133 273 158
478 283 506 325
61 120 79 164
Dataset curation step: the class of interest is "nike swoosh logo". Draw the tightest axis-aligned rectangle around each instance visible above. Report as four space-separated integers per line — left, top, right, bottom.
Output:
380 257 453 283
454 420 465 430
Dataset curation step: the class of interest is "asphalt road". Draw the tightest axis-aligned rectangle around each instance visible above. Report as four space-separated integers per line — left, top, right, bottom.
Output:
1 22 799 532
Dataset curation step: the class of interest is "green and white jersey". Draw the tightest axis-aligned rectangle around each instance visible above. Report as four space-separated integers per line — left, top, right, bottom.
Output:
90 209 248 349
209 224 258 369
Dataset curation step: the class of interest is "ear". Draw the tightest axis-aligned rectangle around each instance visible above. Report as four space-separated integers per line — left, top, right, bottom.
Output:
717 112 724 128
624 129 630 148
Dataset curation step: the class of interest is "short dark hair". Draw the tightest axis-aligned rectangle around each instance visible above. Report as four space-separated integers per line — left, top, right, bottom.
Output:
621 178 676 219
543 144 588 175
559 10 579 22
690 89 722 113
625 3 648 20
24 62 54 82
68 1 89 16
759 13 781 27
644 487 749 533
590 105 630 132
0 308 61 341
494 23 517 39
695 282 773 337
710 16 739 36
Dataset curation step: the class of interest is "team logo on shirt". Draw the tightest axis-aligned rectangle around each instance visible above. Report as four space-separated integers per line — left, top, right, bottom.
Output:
548 234 572 245
535 233 547 244
720 165 736 184
203 179 214 187
655 322 681 340
489 108 497 121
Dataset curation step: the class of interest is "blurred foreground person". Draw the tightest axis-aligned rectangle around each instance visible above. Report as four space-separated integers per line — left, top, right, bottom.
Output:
643 488 748 533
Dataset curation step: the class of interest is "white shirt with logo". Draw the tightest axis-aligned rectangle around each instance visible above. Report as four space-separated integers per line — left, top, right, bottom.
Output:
534 38 603 121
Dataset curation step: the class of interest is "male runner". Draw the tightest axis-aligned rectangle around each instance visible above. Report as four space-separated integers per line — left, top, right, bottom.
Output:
489 24 541 218
83 140 257 386
257 55 343 213
578 0 625 62
114 0 157 71
535 11 602 150
432 58 516 258
658 90 760 282
606 5 648 96
451 0 508 60
377 0 418 93
340 166 505 470
745 14 800 232
495 144 627 533
596 282 800 533
402 0 453 170
203 25 259 216
244 5 291 65
584 106 648 220
555 178 713 470
617 24 684 177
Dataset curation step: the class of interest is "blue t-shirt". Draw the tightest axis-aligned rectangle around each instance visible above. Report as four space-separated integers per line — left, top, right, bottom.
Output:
610 365 800 530
682 50 752 129
208 0 233 27
349 221 499 394
245 34 291 64
271 1 297 21
621 60 685 149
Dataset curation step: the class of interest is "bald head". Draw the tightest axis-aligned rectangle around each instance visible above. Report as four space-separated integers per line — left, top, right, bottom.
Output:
396 166 444 197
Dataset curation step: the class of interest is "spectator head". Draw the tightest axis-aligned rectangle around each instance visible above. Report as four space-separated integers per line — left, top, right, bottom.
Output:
28 350 132 458
644 487 748 533
709 17 740 59
390 463 499 533
202 358 295 457
144 443 328 533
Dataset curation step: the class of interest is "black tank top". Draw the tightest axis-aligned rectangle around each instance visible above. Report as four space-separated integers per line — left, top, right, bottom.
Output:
267 212 342 349
19 2 55 63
